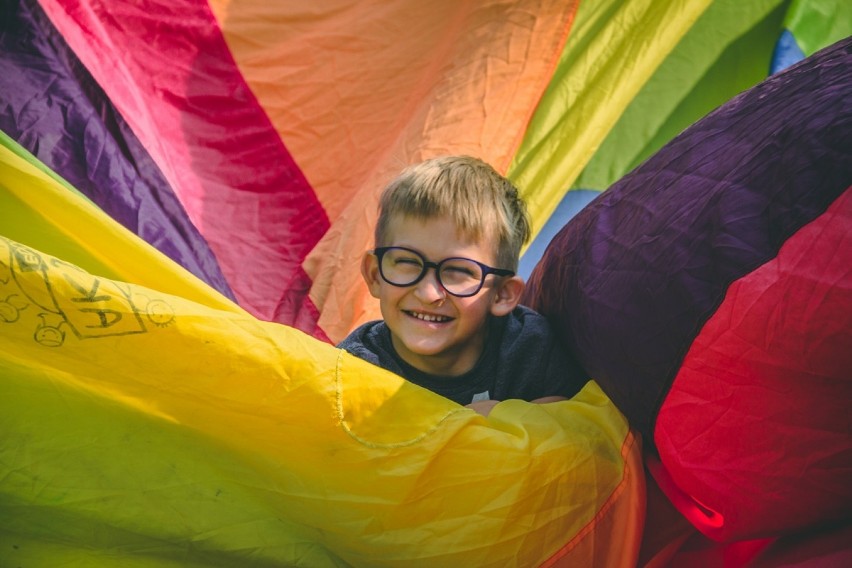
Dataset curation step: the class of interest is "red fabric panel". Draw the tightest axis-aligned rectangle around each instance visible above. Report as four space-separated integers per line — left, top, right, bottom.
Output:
652 522 852 567
655 187 852 541
668 535 773 568
750 522 852 567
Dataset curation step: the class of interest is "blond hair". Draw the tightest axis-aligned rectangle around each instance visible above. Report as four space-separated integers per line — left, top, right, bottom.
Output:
375 156 531 270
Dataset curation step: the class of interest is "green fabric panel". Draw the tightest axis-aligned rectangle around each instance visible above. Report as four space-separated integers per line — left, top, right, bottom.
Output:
0 130 90 201
573 0 790 191
507 0 712 237
784 0 852 55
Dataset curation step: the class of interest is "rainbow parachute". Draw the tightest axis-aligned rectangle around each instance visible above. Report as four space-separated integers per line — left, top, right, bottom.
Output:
1 0 850 566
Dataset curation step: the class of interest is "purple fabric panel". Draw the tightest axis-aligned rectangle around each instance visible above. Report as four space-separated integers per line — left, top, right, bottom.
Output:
523 38 852 444
0 0 236 301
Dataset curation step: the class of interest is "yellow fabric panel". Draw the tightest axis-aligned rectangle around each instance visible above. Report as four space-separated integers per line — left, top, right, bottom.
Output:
0 134 238 315
0 233 643 566
508 0 712 242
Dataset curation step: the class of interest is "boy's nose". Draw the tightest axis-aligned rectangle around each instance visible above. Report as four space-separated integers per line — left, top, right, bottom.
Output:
412 268 446 303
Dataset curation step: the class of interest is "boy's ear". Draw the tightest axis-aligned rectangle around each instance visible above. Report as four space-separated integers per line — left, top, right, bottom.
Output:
361 252 382 298
490 275 524 317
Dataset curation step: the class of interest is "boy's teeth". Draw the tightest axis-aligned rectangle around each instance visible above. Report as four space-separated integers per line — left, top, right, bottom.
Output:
410 311 449 322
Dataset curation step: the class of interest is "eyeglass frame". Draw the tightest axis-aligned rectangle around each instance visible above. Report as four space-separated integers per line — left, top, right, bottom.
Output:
371 246 515 298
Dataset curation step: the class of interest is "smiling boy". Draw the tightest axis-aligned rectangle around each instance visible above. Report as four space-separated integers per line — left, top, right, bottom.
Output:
338 156 587 412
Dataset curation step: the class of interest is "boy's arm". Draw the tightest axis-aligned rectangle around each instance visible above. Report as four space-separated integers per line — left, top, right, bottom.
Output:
465 396 569 417
530 396 569 404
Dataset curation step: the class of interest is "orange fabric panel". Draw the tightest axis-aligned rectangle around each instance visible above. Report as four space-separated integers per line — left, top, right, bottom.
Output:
543 431 647 568
209 0 579 341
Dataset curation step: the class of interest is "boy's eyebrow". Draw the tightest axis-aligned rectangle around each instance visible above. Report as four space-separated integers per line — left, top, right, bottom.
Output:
386 241 474 255
384 246 495 265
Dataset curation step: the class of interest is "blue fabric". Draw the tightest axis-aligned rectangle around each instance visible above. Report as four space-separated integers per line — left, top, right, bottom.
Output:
519 189 601 280
770 29 806 74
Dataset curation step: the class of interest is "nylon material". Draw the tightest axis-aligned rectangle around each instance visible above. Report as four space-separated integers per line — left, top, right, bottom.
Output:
0 3 237 300
571 0 788 192
752 524 852 567
543 431 645 568
24 0 850 346
1 370 337 567
336 351 464 446
2 244 640 565
0 140 237 314
7 4 849 559
525 38 852 447
0 235 640 565
228 0 578 340
783 0 852 55
210 0 576 223
656 188 852 541
306 205 384 342
509 0 712 240
37 0 180 186
38 0 330 329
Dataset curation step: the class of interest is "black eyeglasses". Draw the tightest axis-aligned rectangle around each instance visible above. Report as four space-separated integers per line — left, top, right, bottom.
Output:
372 246 514 297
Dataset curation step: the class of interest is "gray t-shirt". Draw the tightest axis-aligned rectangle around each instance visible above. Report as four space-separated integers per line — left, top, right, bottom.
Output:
338 305 588 405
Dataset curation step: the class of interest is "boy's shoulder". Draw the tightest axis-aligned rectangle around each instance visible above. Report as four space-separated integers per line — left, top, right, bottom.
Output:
481 305 561 371
494 305 588 398
337 320 395 368
501 305 559 340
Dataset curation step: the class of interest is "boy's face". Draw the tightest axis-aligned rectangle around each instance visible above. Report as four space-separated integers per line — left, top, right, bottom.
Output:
362 214 522 377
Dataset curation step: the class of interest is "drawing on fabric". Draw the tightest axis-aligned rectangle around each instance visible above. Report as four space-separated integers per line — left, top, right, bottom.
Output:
0 237 175 347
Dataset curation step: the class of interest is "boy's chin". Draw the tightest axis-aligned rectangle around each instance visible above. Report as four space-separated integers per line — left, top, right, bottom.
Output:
394 337 483 374
393 335 449 360
397 339 448 358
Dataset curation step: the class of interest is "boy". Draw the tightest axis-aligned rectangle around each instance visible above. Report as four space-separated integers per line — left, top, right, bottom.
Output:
338 156 587 415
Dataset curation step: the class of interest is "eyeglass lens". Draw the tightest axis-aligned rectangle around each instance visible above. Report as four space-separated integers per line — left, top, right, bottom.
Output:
379 247 484 296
